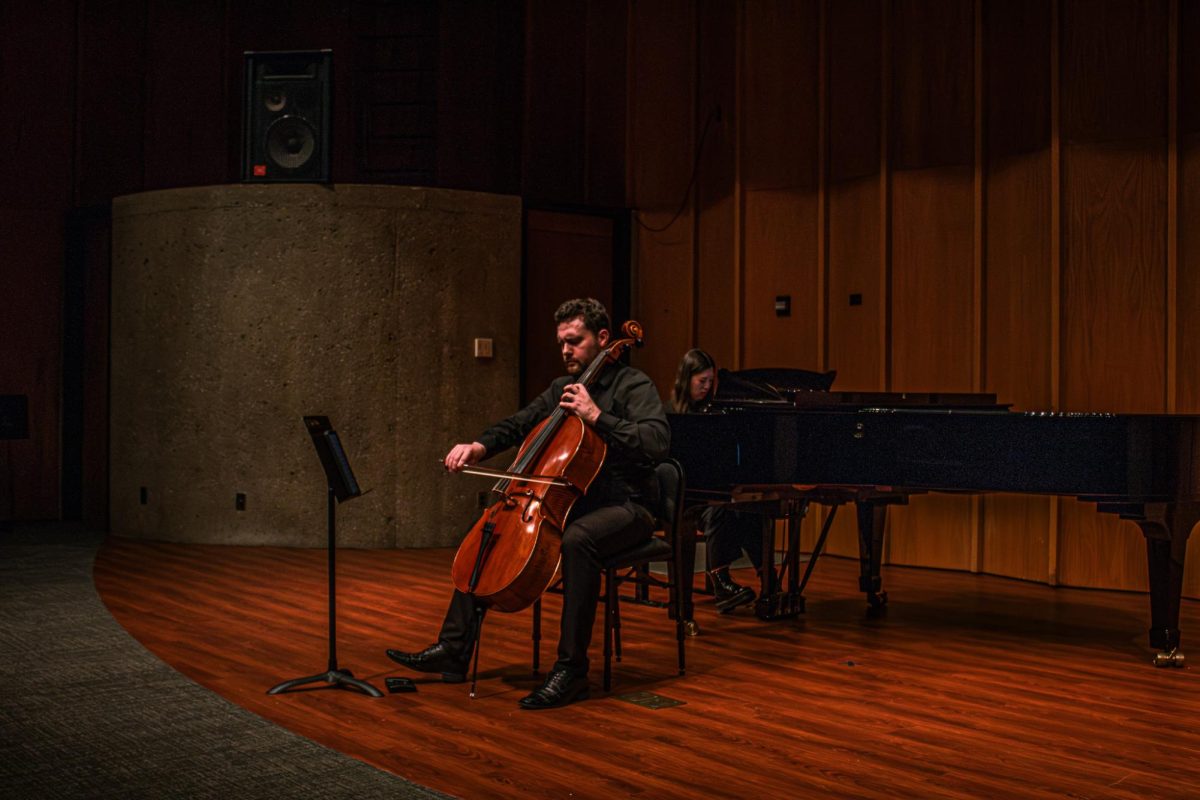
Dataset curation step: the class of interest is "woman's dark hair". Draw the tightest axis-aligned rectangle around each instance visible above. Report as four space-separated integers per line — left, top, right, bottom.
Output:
670 348 717 413
553 298 610 336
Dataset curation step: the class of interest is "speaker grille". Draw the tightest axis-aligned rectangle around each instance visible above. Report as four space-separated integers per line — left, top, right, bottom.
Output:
265 115 317 170
242 50 331 182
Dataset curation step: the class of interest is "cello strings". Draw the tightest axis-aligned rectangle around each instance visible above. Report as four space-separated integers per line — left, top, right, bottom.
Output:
488 334 631 490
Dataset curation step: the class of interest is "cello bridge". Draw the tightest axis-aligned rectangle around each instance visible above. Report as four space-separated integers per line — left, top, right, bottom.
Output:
521 496 541 523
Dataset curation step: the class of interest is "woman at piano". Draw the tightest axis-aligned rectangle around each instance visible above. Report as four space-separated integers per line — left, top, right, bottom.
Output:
671 348 762 613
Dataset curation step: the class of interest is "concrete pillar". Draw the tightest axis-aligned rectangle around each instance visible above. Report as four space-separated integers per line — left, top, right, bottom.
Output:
110 184 521 548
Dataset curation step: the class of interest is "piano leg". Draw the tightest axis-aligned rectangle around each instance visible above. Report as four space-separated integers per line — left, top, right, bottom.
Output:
856 500 889 613
753 500 806 620
785 500 806 614
1137 501 1199 668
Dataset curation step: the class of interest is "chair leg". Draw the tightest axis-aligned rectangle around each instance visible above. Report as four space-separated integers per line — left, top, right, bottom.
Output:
665 560 678 620
613 576 624 662
469 605 485 698
532 597 541 675
673 562 686 676
603 568 614 692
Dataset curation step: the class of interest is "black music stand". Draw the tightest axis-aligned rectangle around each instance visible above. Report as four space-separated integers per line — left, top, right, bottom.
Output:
268 416 383 697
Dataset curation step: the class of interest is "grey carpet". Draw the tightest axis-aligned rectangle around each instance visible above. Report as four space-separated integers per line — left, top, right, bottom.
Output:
0 524 453 799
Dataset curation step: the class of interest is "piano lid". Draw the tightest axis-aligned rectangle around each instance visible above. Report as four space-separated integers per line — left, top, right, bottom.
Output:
732 367 837 393
706 367 838 409
709 367 1007 411
711 368 787 404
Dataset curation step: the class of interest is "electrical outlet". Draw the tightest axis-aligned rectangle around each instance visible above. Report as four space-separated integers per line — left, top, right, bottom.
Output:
474 338 494 358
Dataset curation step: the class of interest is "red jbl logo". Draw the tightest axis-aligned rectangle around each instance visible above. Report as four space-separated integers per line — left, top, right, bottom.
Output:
253 165 267 177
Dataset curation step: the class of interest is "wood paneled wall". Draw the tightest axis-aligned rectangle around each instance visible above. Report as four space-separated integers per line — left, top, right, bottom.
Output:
625 0 1199 598
5 0 1196 601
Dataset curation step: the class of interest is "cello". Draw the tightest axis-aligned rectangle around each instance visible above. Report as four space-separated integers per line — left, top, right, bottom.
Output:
449 320 645 613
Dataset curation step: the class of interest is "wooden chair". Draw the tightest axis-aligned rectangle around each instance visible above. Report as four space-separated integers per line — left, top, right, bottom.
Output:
532 458 689 691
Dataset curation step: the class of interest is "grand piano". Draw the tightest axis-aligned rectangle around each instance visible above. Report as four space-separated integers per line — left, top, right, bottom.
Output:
670 368 1200 667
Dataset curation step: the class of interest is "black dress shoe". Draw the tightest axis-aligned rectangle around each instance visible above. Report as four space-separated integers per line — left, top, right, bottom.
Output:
518 668 590 710
385 642 468 683
709 566 755 614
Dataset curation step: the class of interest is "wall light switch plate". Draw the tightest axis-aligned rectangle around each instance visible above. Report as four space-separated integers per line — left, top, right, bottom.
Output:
473 338 494 358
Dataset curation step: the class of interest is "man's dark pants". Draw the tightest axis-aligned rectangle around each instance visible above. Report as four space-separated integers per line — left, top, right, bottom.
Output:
437 498 654 676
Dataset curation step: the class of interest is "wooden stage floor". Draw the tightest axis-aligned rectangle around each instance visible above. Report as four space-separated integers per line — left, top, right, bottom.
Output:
95 538 1200 799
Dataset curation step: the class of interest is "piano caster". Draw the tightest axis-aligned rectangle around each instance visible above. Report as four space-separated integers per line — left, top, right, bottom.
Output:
865 591 888 617
683 619 701 637
1152 648 1186 668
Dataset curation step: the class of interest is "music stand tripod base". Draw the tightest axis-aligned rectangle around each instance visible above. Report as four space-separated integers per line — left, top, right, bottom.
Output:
269 669 384 697
268 416 383 699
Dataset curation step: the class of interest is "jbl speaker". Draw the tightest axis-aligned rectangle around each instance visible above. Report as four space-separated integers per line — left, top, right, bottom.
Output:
242 50 332 182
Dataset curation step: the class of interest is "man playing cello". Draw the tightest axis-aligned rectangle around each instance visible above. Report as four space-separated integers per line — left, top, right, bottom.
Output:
386 297 670 709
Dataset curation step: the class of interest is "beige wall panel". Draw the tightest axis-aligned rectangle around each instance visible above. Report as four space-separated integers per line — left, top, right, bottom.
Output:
827 177 883 391
738 0 820 370
823 505 868 560
886 495 974 571
695 0 739 368
796 504 860 560
1188 514 1200 599
890 168 975 392
890 0 974 171
981 495 1050 583
1177 2 1199 600
582 0 629 206
696 193 738 368
110 184 521 549
985 154 1053 410
1188 550 1200 602
826 0 882 394
740 189 820 369
1056 0 1176 596
522 211 616 402
1184 135 1200 599
1061 0 1167 144
740 0 819 190
1184 0 1200 146
983 1 1051 594
1059 142 1167 589
795 504 825 553
1061 143 1166 413
1057 500 1148 591
628 0 695 210
1179 136 1200 414
627 0 695 391
634 216 696 393
828 0 880 183
1187 527 1200 599
984 0 1050 163
980 152 1053 583
887 166 974 570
